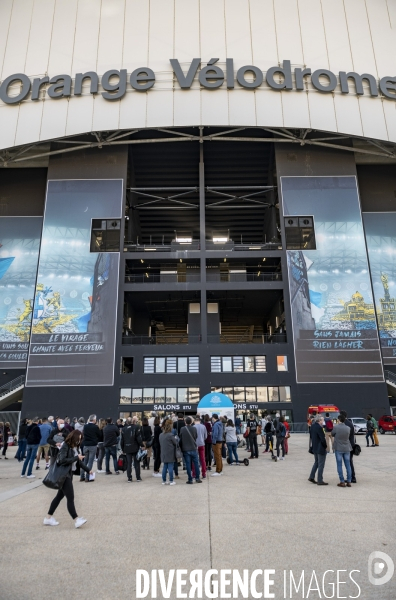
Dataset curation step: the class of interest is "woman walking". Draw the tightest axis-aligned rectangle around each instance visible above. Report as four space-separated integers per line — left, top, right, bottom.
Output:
141 417 153 470
204 414 213 471
225 419 239 465
44 430 91 528
152 417 162 478
159 420 177 485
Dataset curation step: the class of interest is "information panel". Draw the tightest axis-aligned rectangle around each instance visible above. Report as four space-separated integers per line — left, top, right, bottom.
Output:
26 180 123 386
0 217 42 368
364 212 396 366
282 176 383 383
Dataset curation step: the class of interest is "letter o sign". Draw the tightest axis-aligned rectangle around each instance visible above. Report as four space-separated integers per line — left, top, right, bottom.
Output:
237 65 263 89
0 73 31 105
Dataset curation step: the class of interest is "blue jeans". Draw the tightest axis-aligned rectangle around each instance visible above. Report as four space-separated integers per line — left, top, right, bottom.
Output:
22 444 39 476
16 439 27 461
183 450 200 482
335 451 352 483
227 442 239 464
105 445 118 473
162 462 174 483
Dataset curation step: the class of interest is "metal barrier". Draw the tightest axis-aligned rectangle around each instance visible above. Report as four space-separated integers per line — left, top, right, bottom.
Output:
207 333 287 344
288 422 309 434
384 369 396 387
122 335 201 345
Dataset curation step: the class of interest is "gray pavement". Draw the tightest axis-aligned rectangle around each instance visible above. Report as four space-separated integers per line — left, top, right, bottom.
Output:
1 435 395 600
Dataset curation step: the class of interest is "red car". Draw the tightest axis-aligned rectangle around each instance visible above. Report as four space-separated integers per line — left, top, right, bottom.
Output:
378 416 396 434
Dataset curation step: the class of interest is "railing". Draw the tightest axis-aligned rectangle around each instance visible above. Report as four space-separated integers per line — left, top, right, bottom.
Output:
206 241 282 251
122 335 201 345
384 370 396 386
124 241 200 252
206 272 282 282
125 273 201 284
0 375 25 398
207 333 287 344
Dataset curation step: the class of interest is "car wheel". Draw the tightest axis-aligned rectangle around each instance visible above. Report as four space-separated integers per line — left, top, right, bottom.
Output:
379 427 385 434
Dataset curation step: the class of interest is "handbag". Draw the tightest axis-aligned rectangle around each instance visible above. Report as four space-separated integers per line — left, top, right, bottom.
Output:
117 453 127 472
145 438 153 449
175 445 183 460
353 443 361 456
42 458 70 490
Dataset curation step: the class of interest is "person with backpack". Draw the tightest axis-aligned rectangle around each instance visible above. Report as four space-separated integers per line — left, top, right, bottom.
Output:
275 416 287 461
121 417 144 483
366 416 375 447
263 417 275 454
246 413 259 459
324 412 334 453
179 417 202 484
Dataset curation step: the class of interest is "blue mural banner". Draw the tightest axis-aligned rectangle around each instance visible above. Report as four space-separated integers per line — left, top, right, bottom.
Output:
0 217 42 368
364 212 396 366
26 180 123 387
282 176 383 383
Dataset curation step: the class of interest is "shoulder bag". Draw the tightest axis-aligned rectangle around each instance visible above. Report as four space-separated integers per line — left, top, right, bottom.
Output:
42 456 71 490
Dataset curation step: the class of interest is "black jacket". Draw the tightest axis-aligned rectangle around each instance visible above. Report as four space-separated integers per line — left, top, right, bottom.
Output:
153 424 162 448
103 423 120 447
141 424 152 443
18 423 28 440
48 427 69 457
26 423 41 445
121 424 143 454
344 418 356 447
310 422 327 455
83 422 100 446
57 443 90 478
173 419 185 435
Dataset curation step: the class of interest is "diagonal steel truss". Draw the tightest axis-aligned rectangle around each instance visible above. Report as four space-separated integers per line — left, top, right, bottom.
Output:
1 126 395 167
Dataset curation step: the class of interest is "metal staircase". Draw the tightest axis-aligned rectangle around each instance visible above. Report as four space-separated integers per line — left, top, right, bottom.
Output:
0 375 25 410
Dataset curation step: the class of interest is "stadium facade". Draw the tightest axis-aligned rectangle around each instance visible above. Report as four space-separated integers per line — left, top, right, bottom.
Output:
1 0 396 423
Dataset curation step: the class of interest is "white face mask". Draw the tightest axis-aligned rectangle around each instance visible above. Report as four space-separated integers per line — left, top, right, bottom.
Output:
58 424 65 430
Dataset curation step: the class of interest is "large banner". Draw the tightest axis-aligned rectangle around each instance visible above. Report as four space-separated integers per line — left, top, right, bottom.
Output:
26 180 123 387
0 217 42 368
364 212 396 366
282 176 383 383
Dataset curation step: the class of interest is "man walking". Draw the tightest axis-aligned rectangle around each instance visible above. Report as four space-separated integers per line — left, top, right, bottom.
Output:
21 417 41 479
211 414 223 477
121 417 143 482
308 414 328 485
80 415 100 482
324 412 334 453
47 419 68 465
193 415 207 479
179 417 202 484
103 417 120 475
332 414 353 487
36 417 52 471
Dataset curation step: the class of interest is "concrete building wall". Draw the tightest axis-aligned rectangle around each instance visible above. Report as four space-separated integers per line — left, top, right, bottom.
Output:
0 0 396 150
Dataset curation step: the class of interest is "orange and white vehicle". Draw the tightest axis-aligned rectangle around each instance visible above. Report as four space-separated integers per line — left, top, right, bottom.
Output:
307 405 340 426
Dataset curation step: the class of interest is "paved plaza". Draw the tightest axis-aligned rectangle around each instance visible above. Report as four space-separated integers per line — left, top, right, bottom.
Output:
1 434 395 600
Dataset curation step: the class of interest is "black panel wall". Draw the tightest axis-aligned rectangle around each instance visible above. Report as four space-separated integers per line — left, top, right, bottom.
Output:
275 144 390 421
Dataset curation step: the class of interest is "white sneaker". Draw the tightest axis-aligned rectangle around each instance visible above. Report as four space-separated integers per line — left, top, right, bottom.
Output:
27 475 35 479
161 482 167 485
219 472 224 475
169 481 176 486
211 472 221 477
152 473 162 478
96 470 105 473
75 517 87 529
21 474 25 478
280 457 285 461
43 517 59 526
